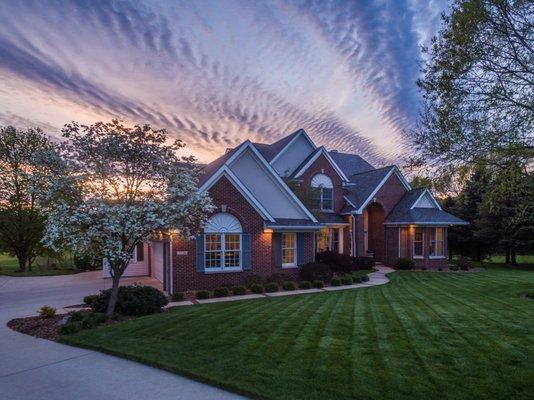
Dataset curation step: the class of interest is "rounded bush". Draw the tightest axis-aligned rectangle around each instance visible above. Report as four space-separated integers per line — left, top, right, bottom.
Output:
91 285 168 316
172 292 185 302
39 305 56 318
458 256 472 271
360 275 370 282
196 290 210 299
232 286 247 296
265 282 279 293
81 312 105 329
450 265 459 271
352 256 375 269
394 257 415 270
282 281 297 291
250 283 263 294
330 277 341 287
60 321 82 335
299 280 312 289
299 262 333 282
213 287 230 298
68 311 84 322
83 294 98 306
341 275 353 285
312 280 324 289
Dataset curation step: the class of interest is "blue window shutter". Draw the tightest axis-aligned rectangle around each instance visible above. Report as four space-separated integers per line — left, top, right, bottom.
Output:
297 233 305 265
196 235 204 272
242 233 251 270
273 233 282 268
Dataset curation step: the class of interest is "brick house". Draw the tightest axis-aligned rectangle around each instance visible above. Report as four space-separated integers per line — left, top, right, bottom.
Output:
107 129 467 293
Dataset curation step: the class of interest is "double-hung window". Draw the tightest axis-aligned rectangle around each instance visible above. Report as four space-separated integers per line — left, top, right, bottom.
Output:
204 213 242 272
413 227 424 258
430 227 445 258
281 233 297 267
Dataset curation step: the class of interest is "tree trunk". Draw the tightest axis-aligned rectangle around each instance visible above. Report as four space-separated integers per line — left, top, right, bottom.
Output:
510 248 517 266
17 253 27 272
505 248 511 264
106 275 121 319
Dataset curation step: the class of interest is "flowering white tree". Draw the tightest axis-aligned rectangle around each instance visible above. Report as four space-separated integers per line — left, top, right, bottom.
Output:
42 120 213 318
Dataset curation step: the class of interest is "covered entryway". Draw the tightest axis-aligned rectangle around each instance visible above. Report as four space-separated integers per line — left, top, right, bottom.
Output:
364 202 386 262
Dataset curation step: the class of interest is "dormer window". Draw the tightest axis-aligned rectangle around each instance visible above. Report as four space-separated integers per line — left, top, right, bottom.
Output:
311 174 334 211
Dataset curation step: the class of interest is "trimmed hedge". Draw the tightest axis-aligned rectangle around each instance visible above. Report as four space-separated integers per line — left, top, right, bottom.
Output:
330 277 341 286
196 290 210 299
83 294 98 306
341 275 353 285
172 292 185 302
213 287 230 298
91 285 168 316
312 280 324 289
232 286 247 296
265 282 279 293
299 262 333 282
283 281 297 291
394 257 415 270
316 251 375 273
250 284 263 294
299 281 312 289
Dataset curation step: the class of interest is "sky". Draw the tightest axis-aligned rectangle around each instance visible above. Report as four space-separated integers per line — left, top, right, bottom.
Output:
0 0 447 165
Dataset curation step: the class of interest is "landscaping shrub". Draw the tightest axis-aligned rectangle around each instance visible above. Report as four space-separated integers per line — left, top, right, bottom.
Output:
172 292 185 302
352 256 375 269
68 311 84 322
265 282 279 293
91 285 168 316
213 287 230 298
60 321 82 335
232 286 247 296
282 281 297 291
458 256 472 271
244 273 262 288
250 283 263 294
316 251 353 273
39 305 56 318
265 273 287 285
361 275 369 283
394 257 415 270
330 277 341 286
312 280 324 288
450 265 459 271
81 312 105 329
83 294 98 306
299 262 332 282
196 290 210 299
341 275 353 285
299 280 312 289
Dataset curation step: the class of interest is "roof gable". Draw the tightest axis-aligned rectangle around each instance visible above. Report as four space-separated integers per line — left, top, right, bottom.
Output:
291 147 349 182
411 189 441 209
270 129 317 176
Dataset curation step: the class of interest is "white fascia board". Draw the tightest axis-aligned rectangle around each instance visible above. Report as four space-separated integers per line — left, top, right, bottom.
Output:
199 165 275 222
269 129 317 165
343 195 357 208
355 167 396 214
293 147 349 182
244 142 319 223
383 221 468 226
410 188 442 210
394 167 412 191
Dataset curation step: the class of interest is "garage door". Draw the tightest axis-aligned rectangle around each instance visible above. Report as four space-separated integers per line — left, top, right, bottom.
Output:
151 241 164 283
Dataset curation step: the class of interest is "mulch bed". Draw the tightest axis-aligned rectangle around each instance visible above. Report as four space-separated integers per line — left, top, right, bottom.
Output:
7 314 67 341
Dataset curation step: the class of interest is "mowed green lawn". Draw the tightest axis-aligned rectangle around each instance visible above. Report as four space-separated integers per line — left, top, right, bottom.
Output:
0 253 78 276
62 269 534 400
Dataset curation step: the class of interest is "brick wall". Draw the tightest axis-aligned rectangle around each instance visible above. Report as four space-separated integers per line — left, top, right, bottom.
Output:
396 225 449 268
171 175 315 292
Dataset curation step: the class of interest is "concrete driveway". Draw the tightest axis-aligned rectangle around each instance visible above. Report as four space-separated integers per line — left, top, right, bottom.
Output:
0 272 245 400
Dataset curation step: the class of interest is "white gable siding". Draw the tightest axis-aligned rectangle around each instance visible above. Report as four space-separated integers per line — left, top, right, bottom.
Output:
271 134 315 176
229 150 309 219
414 192 436 208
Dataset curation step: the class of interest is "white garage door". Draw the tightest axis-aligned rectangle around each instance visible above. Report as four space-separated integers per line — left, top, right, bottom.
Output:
151 241 164 283
102 243 149 278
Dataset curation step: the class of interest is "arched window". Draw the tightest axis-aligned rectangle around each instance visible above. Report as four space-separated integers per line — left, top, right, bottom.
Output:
311 173 334 211
204 213 242 270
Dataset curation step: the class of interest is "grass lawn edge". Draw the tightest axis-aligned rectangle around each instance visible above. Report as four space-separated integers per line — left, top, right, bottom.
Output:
58 335 263 400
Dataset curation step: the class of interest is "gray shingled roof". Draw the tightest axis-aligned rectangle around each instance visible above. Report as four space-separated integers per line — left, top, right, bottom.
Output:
344 166 395 211
266 218 322 229
197 145 241 187
315 213 349 225
328 151 374 176
385 189 468 225
253 129 304 161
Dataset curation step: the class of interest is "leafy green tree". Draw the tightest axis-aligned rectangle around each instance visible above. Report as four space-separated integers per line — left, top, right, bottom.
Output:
0 126 53 271
409 0 533 180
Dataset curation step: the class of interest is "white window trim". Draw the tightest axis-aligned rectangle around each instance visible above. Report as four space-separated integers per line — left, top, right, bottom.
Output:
204 233 242 272
429 227 446 259
319 187 334 211
281 233 297 268
413 228 424 259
